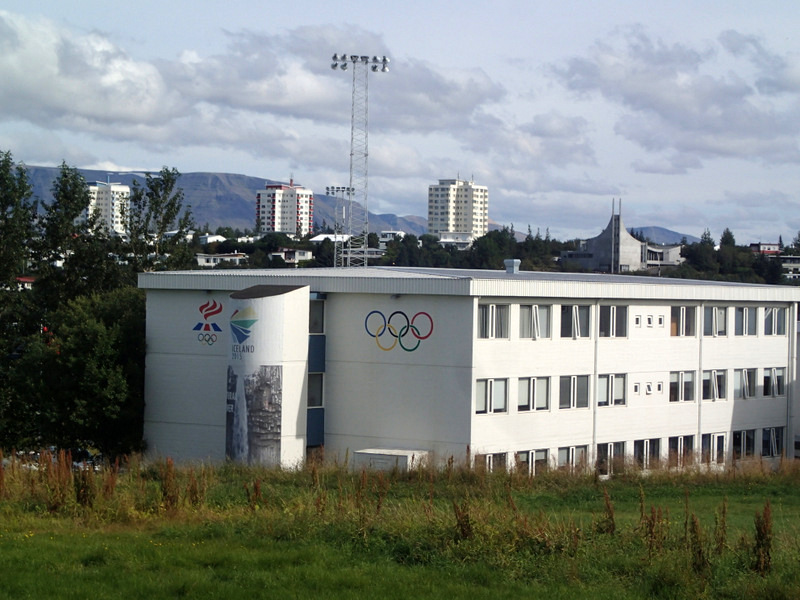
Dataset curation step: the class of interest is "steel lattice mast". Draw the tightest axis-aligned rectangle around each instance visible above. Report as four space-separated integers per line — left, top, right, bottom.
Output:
330 54 389 267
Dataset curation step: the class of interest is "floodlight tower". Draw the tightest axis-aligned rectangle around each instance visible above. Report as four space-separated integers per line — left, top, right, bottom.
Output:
330 53 389 267
325 185 353 268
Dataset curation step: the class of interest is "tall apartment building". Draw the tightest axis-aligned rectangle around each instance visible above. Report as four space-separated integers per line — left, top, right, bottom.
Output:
77 181 130 236
427 178 489 242
256 179 314 238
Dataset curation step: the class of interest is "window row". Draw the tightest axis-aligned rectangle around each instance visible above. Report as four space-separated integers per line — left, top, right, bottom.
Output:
478 427 785 475
478 303 788 340
476 367 786 414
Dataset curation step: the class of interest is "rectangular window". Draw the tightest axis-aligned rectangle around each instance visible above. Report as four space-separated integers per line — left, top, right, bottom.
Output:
560 305 590 339
668 435 694 468
597 374 626 407
557 445 588 472
703 306 727 337
764 307 787 336
733 368 757 399
518 377 549 411
596 441 625 475
307 373 324 408
702 370 726 401
634 438 661 469
559 375 589 409
519 304 551 339
732 429 755 460
599 306 628 337
763 367 786 396
701 433 725 464
475 378 507 414
515 449 549 475
669 371 695 402
762 427 784 458
734 307 757 336
478 304 509 339
309 300 325 333
670 306 696 336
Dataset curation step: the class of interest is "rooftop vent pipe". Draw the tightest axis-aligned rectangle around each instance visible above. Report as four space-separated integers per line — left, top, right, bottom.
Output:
504 259 520 274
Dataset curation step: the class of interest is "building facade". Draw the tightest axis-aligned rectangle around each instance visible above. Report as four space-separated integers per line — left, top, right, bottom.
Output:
427 179 488 242
139 266 799 472
561 206 683 273
256 179 314 237
77 181 130 236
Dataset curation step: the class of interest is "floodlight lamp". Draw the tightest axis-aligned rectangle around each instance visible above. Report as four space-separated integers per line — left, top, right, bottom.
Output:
360 55 369 63
381 65 389 72
341 62 347 70
371 65 378 72
349 55 358 61
372 56 379 63
331 63 338 70
382 56 389 64
332 53 339 61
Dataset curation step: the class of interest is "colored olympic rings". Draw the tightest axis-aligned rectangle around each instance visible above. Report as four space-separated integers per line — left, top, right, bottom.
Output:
364 310 433 352
198 333 217 345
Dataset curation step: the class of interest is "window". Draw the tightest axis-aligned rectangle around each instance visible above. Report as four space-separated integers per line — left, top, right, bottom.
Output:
634 438 660 469
517 377 549 411
519 304 551 339
762 427 784 458
730 368 755 399
515 449 548 475
670 306 696 336
557 445 587 472
599 306 628 337
764 307 787 336
309 300 325 334
559 375 589 409
701 433 725 464
597 374 626 406
475 378 508 414
478 304 509 339
703 306 727 337
633 383 640 394
734 307 757 336
560 305 590 339
307 373 323 408
702 370 726 401
668 435 694 468
732 429 755 460
634 315 642 327
763 368 786 396
596 442 625 475
669 371 695 402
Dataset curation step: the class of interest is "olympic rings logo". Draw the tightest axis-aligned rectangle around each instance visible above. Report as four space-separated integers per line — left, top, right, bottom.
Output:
364 310 433 352
198 333 218 345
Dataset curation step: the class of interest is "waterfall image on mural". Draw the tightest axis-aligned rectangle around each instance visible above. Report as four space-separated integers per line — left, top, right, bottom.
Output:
227 364 282 465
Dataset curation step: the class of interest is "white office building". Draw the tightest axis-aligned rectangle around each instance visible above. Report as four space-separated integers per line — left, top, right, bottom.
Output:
427 179 488 243
78 181 130 236
256 179 314 238
139 264 799 472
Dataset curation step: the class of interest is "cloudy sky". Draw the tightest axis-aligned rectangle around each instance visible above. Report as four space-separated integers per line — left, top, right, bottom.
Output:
1 1 799 242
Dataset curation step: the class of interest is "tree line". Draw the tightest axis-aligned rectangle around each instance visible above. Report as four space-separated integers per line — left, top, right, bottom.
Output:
0 151 194 457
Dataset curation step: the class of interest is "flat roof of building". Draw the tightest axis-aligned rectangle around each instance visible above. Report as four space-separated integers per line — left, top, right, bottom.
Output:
139 266 800 302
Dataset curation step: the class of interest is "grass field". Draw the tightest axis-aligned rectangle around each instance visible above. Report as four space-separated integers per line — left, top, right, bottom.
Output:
0 451 799 599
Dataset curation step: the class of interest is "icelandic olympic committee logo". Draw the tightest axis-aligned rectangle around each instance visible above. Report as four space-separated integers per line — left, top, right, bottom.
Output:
364 310 433 352
193 300 223 345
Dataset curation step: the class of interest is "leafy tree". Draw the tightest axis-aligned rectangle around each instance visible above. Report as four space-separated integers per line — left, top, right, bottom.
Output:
32 163 124 312
720 228 736 247
125 167 195 273
0 151 35 287
3 287 145 456
700 229 715 246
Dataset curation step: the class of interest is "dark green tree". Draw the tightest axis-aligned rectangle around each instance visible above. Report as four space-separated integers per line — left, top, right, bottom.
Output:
700 229 715 246
125 167 195 273
720 228 736 247
0 151 35 287
3 287 145 456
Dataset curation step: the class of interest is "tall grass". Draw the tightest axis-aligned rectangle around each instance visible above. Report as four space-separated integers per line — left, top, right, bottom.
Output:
0 451 799 597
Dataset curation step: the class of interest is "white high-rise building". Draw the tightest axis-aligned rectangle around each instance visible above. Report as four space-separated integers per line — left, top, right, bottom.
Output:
427 178 489 242
256 179 314 238
78 182 130 237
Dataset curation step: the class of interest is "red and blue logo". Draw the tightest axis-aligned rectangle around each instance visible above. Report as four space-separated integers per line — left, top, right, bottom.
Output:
194 300 223 345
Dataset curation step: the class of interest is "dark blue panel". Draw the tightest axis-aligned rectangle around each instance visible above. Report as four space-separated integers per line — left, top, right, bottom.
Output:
308 335 326 372
306 408 324 447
